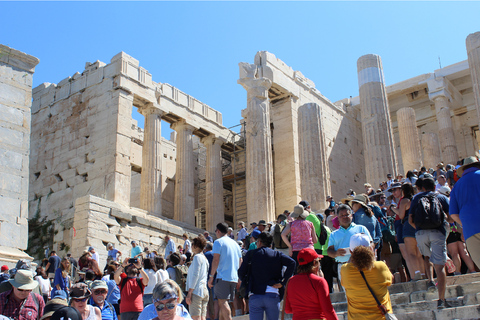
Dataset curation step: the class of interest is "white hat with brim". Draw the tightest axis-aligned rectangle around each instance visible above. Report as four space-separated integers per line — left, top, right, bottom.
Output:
457 156 480 178
349 233 372 252
290 205 309 219
350 194 368 207
9 270 38 290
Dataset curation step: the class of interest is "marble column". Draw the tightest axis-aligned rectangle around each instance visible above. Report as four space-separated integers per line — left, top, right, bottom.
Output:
357 54 398 187
397 107 422 174
466 32 480 130
298 103 330 212
421 133 442 169
238 63 275 223
172 120 196 226
432 94 459 164
139 104 163 216
202 135 225 233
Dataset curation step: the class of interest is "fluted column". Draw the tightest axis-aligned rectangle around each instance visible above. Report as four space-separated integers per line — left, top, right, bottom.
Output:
466 32 480 130
238 63 275 223
202 135 225 233
357 54 397 187
172 120 196 226
298 103 330 212
139 104 163 216
397 107 422 174
432 95 459 164
421 133 442 169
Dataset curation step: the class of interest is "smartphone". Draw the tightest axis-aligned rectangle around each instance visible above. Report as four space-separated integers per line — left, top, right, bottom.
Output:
128 258 137 264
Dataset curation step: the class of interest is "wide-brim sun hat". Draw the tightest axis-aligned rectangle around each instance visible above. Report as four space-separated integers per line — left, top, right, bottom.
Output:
9 270 38 290
350 194 368 206
70 283 91 299
40 298 69 320
290 204 309 219
457 156 480 177
387 182 402 192
438 186 451 197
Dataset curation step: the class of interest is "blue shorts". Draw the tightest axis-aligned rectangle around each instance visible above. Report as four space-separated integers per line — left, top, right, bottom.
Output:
394 219 404 244
403 221 416 239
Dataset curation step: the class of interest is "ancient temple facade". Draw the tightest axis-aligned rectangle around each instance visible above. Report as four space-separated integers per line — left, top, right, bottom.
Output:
2 31 480 265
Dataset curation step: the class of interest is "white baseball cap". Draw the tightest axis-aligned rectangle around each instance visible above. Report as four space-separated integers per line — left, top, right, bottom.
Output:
349 233 371 252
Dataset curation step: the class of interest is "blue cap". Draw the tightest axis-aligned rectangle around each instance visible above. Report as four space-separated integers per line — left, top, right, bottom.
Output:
250 229 261 239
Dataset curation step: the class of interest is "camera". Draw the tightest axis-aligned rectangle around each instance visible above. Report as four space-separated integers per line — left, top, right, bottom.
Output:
128 258 138 264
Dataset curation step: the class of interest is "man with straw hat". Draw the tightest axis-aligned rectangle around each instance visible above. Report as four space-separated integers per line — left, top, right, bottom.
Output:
450 156 480 269
0 270 45 320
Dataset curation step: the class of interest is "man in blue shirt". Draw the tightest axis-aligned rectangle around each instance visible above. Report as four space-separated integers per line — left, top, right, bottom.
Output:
208 223 242 320
450 157 480 278
408 177 450 309
89 280 118 320
164 236 176 258
327 204 372 282
130 241 142 259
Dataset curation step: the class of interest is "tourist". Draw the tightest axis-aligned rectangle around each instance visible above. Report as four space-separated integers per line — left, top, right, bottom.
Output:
67 253 78 280
89 247 100 265
281 205 318 263
137 280 192 320
341 233 393 319
350 194 381 250
238 232 295 320
325 208 336 230
446 221 476 274
299 200 323 256
236 222 248 242
364 183 375 196
227 228 235 240
435 175 449 192
203 232 213 243
0 266 9 284
70 283 101 320
404 170 417 185
182 234 193 263
107 244 122 263
327 204 373 281
185 236 209 320
202 242 217 320
115 257 149 320
154 256 170 285
165 236 176 258
143 258 159 307
207 222 242 320
318 211 334 293
434 163 446 180
248 229 261 250
144 248 156 260
35 266 52 303
103 265 121 316
284 248 337 320
52 257 71 298
450 156 480 271
41 297 69 320
386 173 394 188
408 177 450 308
131 241 143 259
79 251 92 271
272 214 289 255
0 269 46 320
390 183 424 281
45 251 62 283
326 196 336 210
51 306 83 320
88 280 118 320
166 253 181 282
445 164 455 187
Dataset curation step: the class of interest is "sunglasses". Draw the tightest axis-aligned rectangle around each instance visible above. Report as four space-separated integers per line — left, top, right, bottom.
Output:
72 297 88 302
93 290 108 295
155 303 176 311
17 288 32 292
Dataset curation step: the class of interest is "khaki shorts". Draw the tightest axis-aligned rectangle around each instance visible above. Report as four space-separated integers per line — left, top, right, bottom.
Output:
189 291 209 317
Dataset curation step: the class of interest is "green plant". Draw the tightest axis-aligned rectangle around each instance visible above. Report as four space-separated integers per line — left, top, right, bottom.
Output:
26 198 55 260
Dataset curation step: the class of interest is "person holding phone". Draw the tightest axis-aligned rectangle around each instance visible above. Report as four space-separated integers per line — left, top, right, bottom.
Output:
114 257 149 320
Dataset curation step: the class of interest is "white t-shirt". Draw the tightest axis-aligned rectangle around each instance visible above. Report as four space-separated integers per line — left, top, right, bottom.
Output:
143 269 158 294
36 276 51 296
156 269 169 284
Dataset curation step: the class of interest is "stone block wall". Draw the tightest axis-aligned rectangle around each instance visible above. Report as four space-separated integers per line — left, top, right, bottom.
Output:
0 44 39 263
72 195 205 267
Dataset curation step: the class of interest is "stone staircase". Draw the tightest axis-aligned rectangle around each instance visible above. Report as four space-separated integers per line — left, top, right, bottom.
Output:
233 273 480 320
332 273 480 320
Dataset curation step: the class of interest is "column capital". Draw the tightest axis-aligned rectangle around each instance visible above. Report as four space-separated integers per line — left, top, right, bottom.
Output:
201 134 225 147
426 77 452 102
171 119 196 133
138 103 164 117
237 62 272 98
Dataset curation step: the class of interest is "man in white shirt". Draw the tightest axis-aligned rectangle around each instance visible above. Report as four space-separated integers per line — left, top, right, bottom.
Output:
89 247 99 264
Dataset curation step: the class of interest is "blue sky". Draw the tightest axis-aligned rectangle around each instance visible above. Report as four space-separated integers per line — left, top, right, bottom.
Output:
3 1 480 137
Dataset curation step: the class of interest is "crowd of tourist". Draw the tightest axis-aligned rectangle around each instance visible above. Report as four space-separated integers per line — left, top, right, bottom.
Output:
1 156 480 320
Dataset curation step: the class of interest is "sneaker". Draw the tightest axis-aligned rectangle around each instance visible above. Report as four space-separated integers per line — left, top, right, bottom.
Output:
437 299 452 309
427 280 437 292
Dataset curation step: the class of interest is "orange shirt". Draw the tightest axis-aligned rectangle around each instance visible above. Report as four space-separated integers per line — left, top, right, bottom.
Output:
341 261 392 320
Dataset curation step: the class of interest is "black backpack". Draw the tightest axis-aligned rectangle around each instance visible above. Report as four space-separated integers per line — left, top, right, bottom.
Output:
413 193 444 229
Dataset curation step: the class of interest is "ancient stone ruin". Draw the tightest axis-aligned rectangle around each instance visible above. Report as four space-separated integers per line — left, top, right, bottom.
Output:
1 31 480 266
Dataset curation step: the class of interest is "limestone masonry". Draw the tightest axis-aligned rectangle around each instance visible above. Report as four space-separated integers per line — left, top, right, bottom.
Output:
1 31 480 264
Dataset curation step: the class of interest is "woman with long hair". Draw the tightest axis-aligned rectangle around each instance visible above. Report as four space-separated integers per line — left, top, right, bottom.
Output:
52 257 71 298
341 233 393 320
35 266 51 303
281 205 318 264
391 183 425 281
144 258 159 307
185 236 209 320
284 248 338 320
154 256 170 285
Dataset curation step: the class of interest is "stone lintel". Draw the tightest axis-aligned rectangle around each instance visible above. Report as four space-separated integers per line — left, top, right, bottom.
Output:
110 51 139 67
0 44 40 73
